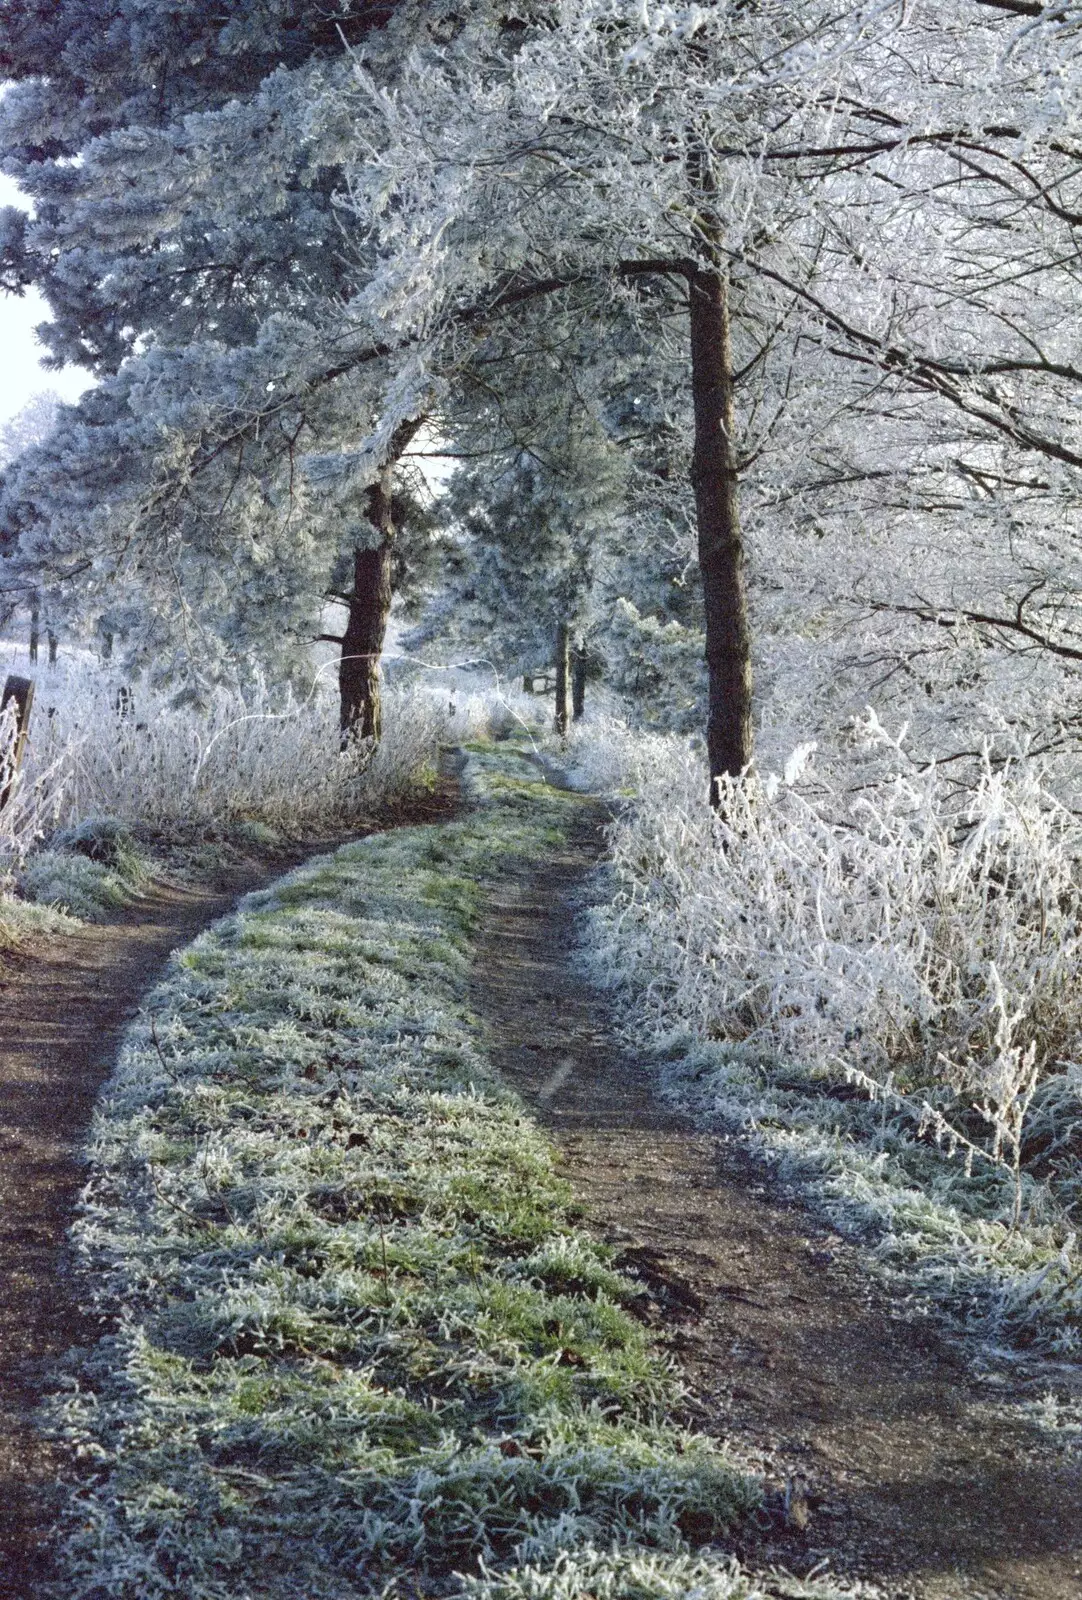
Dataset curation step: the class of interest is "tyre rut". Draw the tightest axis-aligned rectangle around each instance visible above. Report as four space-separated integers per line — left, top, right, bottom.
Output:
0 874 288 1595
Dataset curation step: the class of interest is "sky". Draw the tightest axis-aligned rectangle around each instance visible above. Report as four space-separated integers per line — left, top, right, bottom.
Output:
0 173 93 426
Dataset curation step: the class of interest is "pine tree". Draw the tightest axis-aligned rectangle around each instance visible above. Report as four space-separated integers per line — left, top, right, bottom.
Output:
0 0 419 732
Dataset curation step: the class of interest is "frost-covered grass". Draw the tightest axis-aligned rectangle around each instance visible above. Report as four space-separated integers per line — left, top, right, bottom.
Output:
0 641 488 881
0 894 80 950
19 848 147 921
463 1546 878 1600
16 816 154 921
47 745 771 1600
580 721 1082 1354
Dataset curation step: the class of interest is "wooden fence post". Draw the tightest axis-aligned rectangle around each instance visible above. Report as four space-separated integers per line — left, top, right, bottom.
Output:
0 674 34 811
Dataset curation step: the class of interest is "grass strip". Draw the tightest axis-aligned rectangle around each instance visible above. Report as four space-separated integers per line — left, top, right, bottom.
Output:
49 744 765 1600
627 1035 1082 1357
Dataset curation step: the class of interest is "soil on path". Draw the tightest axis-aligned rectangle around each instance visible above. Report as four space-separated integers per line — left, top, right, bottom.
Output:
0 784 456 1599
470 798 1082 1600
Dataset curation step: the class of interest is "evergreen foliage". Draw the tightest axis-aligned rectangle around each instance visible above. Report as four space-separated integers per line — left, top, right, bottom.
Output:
0 0 424 705
418 405 627 681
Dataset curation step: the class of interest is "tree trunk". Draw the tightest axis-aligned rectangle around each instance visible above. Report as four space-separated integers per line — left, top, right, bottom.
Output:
340 471 394 747
337 419 423 746
29 595 39 664
572 641 587 721
47 630 58 665
554 620 571 735
688 266 752 803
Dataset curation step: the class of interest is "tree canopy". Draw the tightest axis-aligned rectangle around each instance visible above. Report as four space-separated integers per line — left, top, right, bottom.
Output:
1 0 1080 790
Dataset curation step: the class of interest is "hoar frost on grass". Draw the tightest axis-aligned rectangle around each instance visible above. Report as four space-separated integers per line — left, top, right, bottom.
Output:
0 641 484 886
0 894 80 950
580 722 1082 1354
463 1546 880 1600
49 744 783 1600
17 816 154 922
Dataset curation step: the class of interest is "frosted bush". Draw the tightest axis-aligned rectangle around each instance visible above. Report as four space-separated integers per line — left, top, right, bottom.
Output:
557 714 683 797
583 712 1082 1282
593 732 1082 1109
0 642 489 874
0 692 71 875
578 718 1082 1342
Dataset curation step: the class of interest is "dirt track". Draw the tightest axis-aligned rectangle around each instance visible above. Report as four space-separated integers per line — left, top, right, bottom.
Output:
2 778 1080 1598
0 862 320 1595
0 786 457 1598
469 799 1082 1600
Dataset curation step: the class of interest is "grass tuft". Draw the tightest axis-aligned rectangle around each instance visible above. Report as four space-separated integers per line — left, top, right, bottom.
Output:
464 1545 874 1599
20 816 152 920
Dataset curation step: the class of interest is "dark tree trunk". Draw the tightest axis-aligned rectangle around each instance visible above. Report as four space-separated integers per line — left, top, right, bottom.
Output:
29 595 39 664
572 641 587 721
47 630 58 665
337 419 423 746
688 266 752 803
340 471 394 747
554 621 571 735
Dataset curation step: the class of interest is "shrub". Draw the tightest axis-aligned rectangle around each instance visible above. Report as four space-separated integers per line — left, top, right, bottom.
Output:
583 720 1082 1348
0 639 491 881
